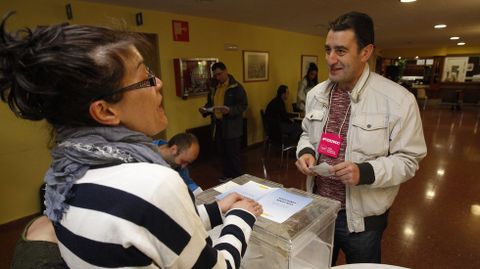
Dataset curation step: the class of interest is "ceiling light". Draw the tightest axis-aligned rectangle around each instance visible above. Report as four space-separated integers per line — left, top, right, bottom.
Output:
426 190 435 199
415 56 419 59
403 226 415 236
450 36 460 40
457 42 466 46
472 205 480 216
398 56 402 59
400 0 416 2
434 24 447 29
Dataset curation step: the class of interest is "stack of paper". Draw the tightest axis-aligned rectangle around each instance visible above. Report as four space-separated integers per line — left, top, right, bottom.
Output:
216 181 312 223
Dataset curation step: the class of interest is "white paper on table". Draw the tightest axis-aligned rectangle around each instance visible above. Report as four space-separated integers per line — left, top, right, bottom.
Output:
215 181 278 201
213 181 240 193
310 162 333 177
258 189 313 223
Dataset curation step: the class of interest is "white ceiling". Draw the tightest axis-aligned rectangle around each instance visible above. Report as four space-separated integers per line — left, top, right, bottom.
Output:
82 0 480 50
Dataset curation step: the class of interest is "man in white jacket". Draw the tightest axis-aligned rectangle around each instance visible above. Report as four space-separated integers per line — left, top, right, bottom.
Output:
295 11 427 265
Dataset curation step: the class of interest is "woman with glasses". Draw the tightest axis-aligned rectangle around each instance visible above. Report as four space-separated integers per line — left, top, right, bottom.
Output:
1 13 262 269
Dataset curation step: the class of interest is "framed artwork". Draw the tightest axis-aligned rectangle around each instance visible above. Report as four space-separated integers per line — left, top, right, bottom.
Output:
173 58 219 99
243 50 269 82
301 55 318 78
441 56 468 82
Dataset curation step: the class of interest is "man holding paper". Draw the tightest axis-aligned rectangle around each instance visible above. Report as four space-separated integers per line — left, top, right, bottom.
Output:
199 62 248 182
295 12 427 265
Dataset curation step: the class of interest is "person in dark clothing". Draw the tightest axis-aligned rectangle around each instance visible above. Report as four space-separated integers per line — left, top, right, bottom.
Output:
265 85 302 142
199 62 248 182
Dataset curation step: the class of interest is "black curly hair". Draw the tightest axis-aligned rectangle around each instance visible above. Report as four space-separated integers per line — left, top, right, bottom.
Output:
0 12 150 129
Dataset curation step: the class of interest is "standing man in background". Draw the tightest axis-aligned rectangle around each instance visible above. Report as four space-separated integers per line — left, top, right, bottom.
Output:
154 133 203 196
295 12 427 265
199 62 247 182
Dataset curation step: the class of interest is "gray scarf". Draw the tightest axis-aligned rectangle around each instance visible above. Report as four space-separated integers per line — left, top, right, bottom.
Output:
44 125 168 222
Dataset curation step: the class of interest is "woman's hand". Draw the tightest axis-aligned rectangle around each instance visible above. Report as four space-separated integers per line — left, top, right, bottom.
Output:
217 192 244 213
231 199 263 217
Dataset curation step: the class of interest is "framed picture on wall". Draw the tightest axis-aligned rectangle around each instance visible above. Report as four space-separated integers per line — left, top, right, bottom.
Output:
442 56 469 82
173 58 219 99
301 55 318 78
243 50 269 82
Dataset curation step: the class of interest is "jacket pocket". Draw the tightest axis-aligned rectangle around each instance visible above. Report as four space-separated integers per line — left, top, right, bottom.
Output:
350 114 389 158
304 109 326 145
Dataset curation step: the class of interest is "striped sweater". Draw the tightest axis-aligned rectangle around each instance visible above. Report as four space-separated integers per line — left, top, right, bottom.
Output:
55 163 256 268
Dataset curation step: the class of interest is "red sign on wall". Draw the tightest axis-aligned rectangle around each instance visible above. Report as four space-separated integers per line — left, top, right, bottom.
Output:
172 20 189 42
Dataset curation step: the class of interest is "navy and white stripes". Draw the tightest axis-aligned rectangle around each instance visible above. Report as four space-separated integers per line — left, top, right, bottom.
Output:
55 163 255 268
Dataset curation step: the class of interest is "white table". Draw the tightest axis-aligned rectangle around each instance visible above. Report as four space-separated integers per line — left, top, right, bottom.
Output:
332 264 409 269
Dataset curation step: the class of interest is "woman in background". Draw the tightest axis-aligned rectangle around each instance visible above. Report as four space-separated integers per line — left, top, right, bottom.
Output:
1 13 261 269
296 62 318 112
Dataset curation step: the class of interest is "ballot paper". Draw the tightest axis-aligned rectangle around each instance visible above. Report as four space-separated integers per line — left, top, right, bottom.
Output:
216 181 278 201
200 106 214 113
201 106 228 113
310 162 333 177
258 189 312 223
213 181 240 193
216 181 312 223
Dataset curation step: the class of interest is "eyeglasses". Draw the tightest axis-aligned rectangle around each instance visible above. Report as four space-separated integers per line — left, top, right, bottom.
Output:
94 66 157 100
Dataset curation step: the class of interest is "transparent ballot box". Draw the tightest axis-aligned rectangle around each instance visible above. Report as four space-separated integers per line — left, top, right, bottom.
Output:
196 174 341 269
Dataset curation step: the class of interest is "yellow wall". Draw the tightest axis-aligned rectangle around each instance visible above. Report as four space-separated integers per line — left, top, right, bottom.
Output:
0 0 327 223
380 46 480 58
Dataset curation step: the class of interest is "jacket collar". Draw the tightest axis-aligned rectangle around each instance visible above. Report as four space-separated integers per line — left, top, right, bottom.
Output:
212 74 238 90
226 74 239 89
349 64 370 103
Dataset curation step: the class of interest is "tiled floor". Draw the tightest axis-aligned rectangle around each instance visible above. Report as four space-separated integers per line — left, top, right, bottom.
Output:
1 106 479 268
190 106 480 268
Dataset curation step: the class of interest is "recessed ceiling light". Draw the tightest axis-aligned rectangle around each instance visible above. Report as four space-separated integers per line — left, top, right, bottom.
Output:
450 36 460 40
472 204 480 216
457 42 466 46
400 0 416 2
434 24 447 29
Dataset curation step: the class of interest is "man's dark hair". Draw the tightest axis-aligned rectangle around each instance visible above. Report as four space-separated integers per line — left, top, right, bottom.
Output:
168 133 198 154
328 11 374 50
211 62 226 72
276 85 288 97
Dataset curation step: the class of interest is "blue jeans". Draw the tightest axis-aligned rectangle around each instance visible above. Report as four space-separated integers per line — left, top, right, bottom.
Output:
332 210 385 265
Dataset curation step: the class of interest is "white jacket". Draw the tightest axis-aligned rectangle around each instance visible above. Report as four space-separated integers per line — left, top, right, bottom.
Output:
296 65 427 233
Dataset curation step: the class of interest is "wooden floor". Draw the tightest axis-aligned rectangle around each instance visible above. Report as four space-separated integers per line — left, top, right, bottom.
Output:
1 105 480 268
